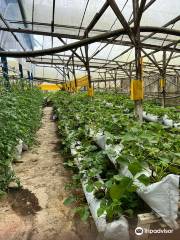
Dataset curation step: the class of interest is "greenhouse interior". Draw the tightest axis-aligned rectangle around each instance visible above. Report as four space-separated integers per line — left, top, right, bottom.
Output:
0 0 180 240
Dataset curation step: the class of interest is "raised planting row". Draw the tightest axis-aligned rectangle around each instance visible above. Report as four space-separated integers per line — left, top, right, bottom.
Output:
51 92 180 238
0 85 43 195
95 92 180 127
143 100 180 122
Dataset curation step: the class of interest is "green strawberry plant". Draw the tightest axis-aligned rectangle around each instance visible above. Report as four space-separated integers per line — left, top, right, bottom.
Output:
0 84 43 194
51 91 180 222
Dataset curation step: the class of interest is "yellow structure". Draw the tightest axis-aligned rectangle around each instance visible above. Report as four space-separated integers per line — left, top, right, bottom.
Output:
87 87 94 97
38 75 94 95
39 84 62 91
130 80 144 100
63 76 94 96
160 79 165 89
76 76 89 89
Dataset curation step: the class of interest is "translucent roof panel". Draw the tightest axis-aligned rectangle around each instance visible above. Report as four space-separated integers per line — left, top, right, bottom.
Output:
141 0 180 27
0 0 34 51
93 7 122 31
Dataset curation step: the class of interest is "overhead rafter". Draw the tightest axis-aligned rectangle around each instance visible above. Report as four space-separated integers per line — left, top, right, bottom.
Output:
107 0 135 44
84 1 109 37
134 0 147 32
51 0 56 32
0 26 180 57
1 0 180 92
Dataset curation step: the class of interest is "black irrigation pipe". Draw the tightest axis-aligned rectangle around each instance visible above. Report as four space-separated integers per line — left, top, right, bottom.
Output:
0 27 180 58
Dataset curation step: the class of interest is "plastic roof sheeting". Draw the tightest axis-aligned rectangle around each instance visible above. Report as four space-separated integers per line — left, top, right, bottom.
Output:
0 0 34 51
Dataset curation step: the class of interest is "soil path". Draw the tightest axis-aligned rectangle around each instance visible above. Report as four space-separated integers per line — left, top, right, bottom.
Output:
0 107 98 240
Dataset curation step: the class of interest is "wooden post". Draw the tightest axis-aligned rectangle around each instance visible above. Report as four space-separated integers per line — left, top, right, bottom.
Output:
133 0 143 121
1 56 10 89
114 70 117 92
105 72 107 90
162 51 166 108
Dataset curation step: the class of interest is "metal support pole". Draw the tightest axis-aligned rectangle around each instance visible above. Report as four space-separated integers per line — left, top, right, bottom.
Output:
72 54 77 90
27 70 31 80
85 46 91 88
114 70 117 92
120 78 123 92
133 0 143 121
129 63 132 92
1 56 10 89
63 67 66 83
176 71 180 94
98 80 100 89
19 63 23 78
84 34 92 91
162 50 166 107
30 72 33 80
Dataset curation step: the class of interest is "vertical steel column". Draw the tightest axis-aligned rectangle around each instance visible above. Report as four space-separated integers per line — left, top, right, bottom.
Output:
158 72 161 98
162 50 166 107
30 72 33 80
1 56 10 89
84 29 93 95
176 71 180 94
63 67 66 83
120 77 123 92
27 70 30 80
133 0 143 121
129 63 132 93
72 54 77 90
105 72 107 90
19 63 23 78
114 70 117 92
98 80 100 89
66 67 70 91
30 72 34 87
85 34 92 89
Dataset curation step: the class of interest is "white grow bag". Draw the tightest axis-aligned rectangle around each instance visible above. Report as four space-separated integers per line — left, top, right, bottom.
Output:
120 163 179 229
142 111 180 128
87 129 179 229
142 111 159 122
70 143 129 240
137 174 179 229
162 115 174 127
14 139 23 160
82 183 129 240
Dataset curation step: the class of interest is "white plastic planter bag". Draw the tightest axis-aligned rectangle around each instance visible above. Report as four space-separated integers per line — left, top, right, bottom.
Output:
142 111 159 122
105 144 124 166
82 183 129 240
174 122 180 128
162 115 174 127
118 163 179 229
93 132 106 150
70 143 129 240
14 139 23 160
142 112 180 128
86 128 180 229
137 174 179 229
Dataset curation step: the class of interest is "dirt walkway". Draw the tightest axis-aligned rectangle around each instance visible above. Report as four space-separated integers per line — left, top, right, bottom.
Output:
0 107 98 240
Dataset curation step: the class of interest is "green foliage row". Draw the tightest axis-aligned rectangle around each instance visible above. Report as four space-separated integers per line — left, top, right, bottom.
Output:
143 101 180 121
0 86 43 194
51 91 180 222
